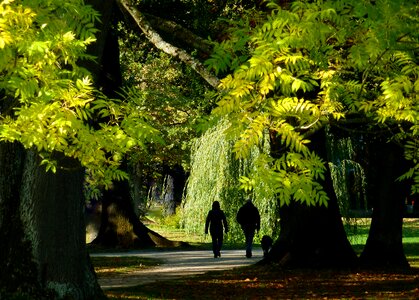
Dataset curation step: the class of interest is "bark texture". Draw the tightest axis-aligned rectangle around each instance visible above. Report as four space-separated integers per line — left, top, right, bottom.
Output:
0 143 43 298
21 152 105 299
0 145 104 299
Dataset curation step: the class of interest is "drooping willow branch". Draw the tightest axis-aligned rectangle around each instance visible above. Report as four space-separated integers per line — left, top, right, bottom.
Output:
116 0 220 89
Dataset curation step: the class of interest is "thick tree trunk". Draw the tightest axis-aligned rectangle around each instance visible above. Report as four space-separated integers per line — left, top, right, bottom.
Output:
0 143 43 298
91 177 185 248
21 151 104 299
265 128 358 268
360 138 409 268
266 172 358 268
84 0 187 249
0 144 104 299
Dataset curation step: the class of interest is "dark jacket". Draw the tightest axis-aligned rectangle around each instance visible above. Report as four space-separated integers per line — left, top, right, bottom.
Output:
205 204 228 235
236 200 260 232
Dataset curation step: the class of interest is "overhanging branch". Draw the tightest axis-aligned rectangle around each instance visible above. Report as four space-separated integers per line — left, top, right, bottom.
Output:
145 13 213 56
116 0 220 88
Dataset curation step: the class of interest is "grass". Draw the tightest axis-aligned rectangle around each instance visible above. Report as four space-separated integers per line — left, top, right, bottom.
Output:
342 218 419 267
344 218 419 246
91 256 163 277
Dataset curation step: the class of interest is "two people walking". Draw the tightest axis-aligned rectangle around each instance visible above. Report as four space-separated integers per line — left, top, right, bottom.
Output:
205 199 260 258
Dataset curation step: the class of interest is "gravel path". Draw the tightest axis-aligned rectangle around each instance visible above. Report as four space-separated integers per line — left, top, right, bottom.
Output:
92 248 263 289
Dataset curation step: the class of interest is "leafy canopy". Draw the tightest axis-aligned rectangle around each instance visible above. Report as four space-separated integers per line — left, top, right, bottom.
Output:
0 0 160 187
206 0 419 205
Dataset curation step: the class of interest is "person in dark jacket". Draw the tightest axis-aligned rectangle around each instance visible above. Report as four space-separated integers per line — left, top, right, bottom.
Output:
205 201 228 258
236 199 260 258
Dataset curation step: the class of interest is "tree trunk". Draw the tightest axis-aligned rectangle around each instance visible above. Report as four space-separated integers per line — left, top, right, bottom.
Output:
265 128 358 268
84 0 187 249
360 137 410 268
0 143 43 299
0 144 104 299
21 151 104 299
91 177 185 248
162 174 176 216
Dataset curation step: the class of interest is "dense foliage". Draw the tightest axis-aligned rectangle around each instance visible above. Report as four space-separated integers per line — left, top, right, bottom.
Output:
117 22 213 174
0 0 159 188
206 0 419 206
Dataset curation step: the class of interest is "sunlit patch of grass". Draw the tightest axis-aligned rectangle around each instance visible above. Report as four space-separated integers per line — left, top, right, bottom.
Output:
91 256 162 277
343 218 370 247
148 223 205 244
403 219 419 246
407 255 419 268
345 218 419 245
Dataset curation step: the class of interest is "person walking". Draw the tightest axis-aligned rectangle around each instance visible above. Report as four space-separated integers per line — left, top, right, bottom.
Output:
205 201 228 258
236 199 260 258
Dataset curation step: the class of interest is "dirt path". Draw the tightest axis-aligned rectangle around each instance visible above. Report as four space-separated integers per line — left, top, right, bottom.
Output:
92 248 263 289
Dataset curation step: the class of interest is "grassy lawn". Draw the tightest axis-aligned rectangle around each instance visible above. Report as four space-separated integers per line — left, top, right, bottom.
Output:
91 217 419 299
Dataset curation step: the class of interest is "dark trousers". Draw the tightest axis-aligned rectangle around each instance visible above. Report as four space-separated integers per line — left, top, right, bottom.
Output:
244 229 255 257
211 232 223 256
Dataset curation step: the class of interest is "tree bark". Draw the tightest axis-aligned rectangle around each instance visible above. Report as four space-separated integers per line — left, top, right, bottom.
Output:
0 144 104 299
265 128 358 268
360 137 410 268
145 13 213 56
0 143 43 298
116 0 220 88
23 152 105 299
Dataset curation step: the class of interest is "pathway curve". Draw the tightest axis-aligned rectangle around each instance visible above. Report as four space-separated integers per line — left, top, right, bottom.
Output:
92 248 263 289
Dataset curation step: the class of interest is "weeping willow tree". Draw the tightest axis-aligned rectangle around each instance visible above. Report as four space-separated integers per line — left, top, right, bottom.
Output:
327 128 368 216
327 127 370 246
181 119 278 242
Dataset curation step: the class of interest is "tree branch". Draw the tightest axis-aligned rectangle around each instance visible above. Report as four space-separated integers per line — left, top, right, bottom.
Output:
116 0 220 88
145 13 213 56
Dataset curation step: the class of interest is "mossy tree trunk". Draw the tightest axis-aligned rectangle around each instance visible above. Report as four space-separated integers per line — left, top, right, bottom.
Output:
265 128 358 268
